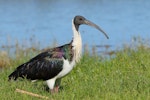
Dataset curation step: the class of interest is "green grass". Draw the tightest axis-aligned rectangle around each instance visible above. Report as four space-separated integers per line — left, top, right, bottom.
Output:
0 46 150 100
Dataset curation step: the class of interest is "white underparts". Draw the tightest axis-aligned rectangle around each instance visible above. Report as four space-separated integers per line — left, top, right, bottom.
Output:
57 59 75 78
46 59 75 90
46 78 56 90
46 20 82 90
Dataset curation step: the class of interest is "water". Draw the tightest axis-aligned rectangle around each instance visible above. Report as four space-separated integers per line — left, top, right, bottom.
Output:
0 0 150 51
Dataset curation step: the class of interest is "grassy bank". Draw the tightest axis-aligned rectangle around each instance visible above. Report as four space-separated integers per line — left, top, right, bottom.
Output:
0 44 150 100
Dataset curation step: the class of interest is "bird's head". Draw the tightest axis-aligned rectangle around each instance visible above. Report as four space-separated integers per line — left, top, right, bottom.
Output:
74 15 109 39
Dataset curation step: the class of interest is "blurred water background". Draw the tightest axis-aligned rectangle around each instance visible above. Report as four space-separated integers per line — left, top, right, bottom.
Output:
0 0 150 55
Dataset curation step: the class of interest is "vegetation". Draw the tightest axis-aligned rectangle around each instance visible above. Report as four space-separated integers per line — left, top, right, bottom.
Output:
0 38 150 100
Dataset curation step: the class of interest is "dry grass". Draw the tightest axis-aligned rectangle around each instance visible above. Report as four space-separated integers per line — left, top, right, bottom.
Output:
0 51 10 68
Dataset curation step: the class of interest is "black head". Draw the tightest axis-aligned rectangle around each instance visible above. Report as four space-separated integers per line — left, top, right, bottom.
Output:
74 16 86 26
73 15 109 39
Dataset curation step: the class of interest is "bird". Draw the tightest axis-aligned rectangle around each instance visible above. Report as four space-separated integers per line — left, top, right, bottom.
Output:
8 15 109 93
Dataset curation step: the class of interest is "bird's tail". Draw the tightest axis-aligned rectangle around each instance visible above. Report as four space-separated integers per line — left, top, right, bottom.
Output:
8 64 26 81
8 70 19 81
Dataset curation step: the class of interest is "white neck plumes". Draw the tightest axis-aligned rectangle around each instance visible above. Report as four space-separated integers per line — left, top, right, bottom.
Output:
72 20 82 63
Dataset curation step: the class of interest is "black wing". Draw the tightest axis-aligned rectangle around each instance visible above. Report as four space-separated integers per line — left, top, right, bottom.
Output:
8 51 64 81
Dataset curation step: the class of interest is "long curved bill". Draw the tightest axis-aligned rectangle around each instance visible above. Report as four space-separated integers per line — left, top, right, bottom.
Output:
84 20 109 39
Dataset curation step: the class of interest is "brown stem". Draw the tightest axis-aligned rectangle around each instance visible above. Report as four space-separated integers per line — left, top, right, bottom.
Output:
15 88 49 99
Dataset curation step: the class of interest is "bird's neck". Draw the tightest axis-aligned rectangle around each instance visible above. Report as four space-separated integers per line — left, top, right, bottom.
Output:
72 20 82 63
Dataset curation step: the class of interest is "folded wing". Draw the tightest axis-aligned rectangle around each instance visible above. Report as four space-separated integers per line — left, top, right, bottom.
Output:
8 51 64 80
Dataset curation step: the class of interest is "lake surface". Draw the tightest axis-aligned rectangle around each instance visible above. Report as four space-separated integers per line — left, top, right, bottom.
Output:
0 0 150 52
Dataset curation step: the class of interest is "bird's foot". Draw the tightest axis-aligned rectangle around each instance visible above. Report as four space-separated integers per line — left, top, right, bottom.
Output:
50 86 59 94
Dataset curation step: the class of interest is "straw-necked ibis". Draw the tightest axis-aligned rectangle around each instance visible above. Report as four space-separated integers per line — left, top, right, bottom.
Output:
8 15 109 93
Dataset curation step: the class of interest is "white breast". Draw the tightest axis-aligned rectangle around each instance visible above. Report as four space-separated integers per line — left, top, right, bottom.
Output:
46 59 75 90
72 20 82 63
56 59 75 78
54 20 82 78
46 19 82 90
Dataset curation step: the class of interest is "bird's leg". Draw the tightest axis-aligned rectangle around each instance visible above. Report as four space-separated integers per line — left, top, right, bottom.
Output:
50 86 60 94
50 87 59 94
52 78 61 93
46 79 56 94
54 85 60 92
